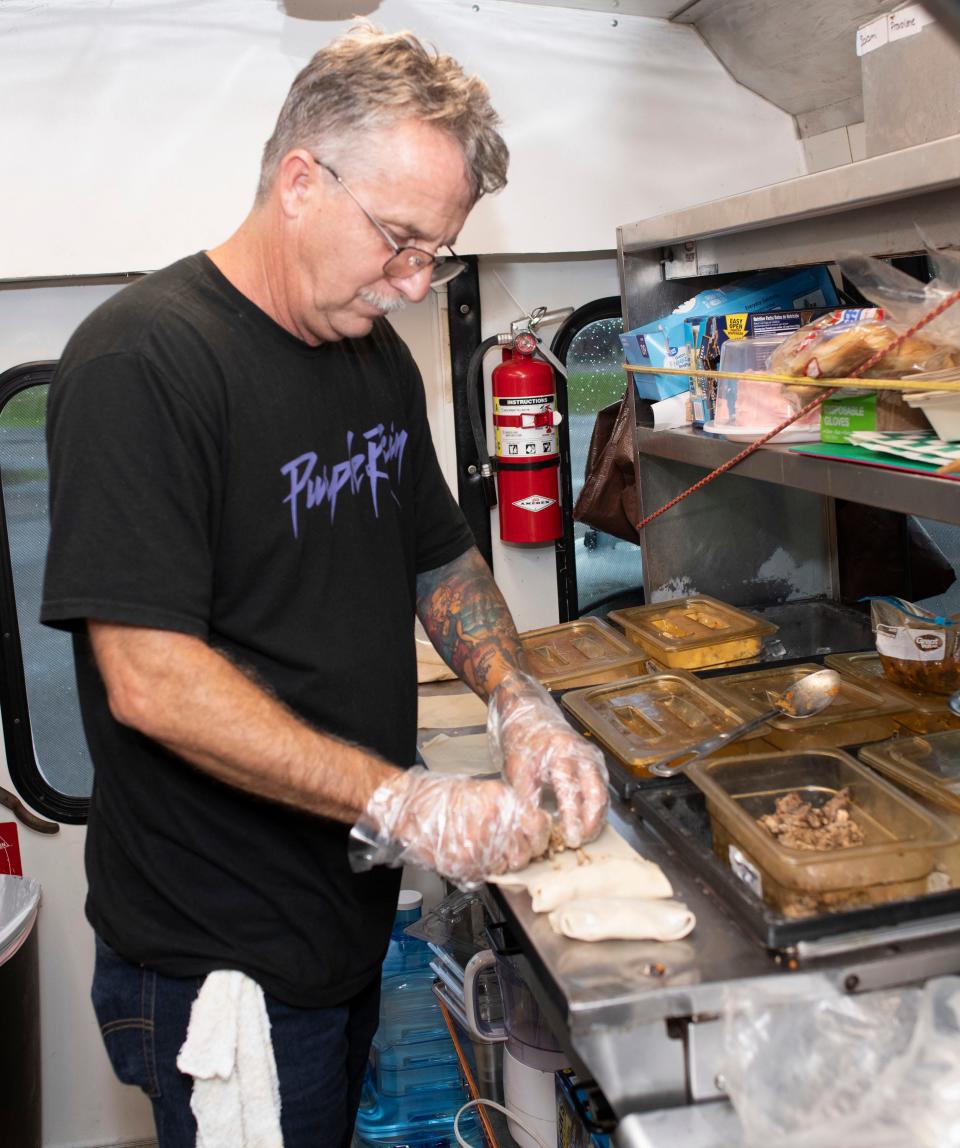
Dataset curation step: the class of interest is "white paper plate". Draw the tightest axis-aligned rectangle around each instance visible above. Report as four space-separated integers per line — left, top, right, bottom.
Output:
703 420 821 444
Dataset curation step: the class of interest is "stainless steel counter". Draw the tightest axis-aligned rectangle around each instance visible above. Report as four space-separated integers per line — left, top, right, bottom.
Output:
493 802 777 1034
488 794 960 1118
417 682 960 1120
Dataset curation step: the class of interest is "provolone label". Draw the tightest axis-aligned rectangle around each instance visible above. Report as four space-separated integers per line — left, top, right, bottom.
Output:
888 5 934 42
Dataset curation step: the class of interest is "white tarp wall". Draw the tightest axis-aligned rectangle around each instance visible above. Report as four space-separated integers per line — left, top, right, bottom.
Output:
1 0 806 278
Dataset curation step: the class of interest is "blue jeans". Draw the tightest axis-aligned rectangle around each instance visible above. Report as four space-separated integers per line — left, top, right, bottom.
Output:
91 935 381 1148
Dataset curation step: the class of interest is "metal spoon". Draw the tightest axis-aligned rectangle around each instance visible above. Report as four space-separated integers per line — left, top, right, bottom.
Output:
646 668 842 779
949 690 960 717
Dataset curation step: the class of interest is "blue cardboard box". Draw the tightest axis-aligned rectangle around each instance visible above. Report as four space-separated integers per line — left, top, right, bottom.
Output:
621 266 839 401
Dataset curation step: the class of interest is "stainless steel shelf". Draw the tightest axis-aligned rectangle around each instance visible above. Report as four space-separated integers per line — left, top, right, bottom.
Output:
635 426 960 525
618 134 960 277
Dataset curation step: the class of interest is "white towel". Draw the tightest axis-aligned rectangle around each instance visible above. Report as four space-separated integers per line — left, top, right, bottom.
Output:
176 970 283 1148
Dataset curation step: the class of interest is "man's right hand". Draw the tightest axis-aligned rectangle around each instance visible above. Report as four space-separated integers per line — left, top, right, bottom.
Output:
356 767 551 889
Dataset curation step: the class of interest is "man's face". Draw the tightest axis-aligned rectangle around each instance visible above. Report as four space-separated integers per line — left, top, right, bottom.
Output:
283 120 474 344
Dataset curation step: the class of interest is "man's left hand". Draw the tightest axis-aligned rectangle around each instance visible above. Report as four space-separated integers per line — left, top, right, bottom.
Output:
488 669 609 850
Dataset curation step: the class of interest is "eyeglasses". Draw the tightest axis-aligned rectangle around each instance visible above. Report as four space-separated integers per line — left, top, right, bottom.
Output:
312 157 467 287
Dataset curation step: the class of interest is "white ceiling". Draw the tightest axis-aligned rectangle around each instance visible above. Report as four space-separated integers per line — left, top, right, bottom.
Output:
455 0 693 15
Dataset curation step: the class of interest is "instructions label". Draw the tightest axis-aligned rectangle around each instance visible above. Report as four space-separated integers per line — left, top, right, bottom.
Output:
494 394 558 459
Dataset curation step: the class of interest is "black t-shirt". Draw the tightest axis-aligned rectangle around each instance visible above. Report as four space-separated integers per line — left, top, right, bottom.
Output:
41 253 474 1006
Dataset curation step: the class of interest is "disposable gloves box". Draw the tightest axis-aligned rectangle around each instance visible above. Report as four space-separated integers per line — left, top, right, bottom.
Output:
820 391 932 443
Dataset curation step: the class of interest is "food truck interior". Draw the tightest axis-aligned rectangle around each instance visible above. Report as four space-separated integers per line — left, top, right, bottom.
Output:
2 1 960 1146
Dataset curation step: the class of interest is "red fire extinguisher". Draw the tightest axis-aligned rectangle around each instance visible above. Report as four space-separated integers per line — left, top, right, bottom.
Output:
467 308 571 544
491 332 562 543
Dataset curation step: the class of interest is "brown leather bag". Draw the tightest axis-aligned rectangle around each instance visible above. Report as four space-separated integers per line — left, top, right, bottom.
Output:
572 385 641 545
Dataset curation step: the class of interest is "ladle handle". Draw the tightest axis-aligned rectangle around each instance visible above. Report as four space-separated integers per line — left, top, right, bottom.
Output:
648 708 779 778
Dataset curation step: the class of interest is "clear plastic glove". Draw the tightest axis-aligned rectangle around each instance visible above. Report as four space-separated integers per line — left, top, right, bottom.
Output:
488 669 609 850
349 766 551 890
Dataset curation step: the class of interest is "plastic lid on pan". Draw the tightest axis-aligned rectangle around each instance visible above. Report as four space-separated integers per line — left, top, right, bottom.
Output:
608 596 778 655
520 617 645 688
825 651 951 716
714 662 911 732
687 748 955 896
860 731 960 816
561 671 757 771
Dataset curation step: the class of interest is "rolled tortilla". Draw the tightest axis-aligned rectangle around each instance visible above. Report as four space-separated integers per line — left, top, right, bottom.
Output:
529 857 672 913
548 897 695 942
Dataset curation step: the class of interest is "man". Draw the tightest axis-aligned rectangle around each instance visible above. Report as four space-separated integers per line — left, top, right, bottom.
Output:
42 25 608 1148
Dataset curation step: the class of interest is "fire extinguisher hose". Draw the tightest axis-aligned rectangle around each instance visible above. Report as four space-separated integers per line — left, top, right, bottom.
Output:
467 335 503 508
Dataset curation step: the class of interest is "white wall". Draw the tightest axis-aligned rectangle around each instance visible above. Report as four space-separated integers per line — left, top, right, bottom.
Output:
0 0 806 278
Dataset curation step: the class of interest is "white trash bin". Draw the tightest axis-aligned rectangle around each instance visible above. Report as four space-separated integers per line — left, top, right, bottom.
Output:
0 875 42 1148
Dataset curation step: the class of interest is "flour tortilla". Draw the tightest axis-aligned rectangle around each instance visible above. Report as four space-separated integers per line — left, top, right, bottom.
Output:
489 824 637 886
417 690 488 729
526 857 673 913
548 897 695 942
418 732 495 776
488 823 671 906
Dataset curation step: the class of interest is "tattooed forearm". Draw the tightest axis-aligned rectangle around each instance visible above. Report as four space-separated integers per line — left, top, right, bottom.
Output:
416 547 529 698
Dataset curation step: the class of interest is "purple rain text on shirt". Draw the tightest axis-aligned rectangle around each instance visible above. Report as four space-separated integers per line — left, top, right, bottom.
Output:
280 422 409 538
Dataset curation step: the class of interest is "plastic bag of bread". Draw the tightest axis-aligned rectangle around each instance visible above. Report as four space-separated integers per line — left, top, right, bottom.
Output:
770 247 960 381
869 596 960 696
770 309 959 380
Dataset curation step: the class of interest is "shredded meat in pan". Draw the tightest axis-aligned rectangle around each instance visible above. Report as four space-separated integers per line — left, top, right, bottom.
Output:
758 788 865 851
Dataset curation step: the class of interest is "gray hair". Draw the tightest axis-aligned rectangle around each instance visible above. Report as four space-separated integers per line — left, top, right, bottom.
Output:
257 25 508 203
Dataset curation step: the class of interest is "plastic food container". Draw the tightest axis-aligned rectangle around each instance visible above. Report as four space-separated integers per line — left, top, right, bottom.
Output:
608 596 778 670
859 731 960 816
704 335 822 443
519 618 647 689
687 749 955 917
860 734 960 887
713 662 910 750
561 671 769 776
903 389 960 442
825 651 960 734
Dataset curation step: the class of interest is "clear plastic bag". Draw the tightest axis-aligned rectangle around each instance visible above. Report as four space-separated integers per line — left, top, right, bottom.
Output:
721 975 960 1147
839 245 960 352
869 595 960 695
349 765 551 890
769 246 960 380
487 669 609 850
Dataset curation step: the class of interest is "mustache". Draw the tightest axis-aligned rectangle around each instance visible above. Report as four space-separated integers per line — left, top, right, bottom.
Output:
359 289 407 315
